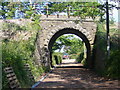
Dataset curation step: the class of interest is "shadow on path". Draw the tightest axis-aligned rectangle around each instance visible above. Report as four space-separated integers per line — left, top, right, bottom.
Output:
36 59 119 88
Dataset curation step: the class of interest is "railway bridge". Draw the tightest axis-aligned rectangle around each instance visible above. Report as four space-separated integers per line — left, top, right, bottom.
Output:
34 15 97 68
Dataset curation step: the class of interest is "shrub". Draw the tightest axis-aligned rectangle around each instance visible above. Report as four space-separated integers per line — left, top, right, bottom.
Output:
70 54 77 59
58 56 62 64
2 21 42 88
52 54 56 66
94 22 119 79
52 52 62 66
2 41 35 87
81 58 87 65
105 50 120 79
76 52 84 63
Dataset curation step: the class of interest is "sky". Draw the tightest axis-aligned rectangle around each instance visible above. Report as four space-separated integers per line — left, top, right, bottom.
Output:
98 0 119 22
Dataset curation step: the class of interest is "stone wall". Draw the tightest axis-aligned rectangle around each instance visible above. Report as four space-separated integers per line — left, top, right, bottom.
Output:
35 20 97 68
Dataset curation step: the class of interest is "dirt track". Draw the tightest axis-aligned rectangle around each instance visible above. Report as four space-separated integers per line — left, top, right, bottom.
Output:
36 59 119 89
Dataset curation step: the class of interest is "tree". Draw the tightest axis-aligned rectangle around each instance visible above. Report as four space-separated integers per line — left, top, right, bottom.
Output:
52 35 83 55
47 2 105 20
0 2 10 19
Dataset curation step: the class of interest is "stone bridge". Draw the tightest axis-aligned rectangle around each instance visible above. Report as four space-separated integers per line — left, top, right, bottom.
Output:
34 15 97 68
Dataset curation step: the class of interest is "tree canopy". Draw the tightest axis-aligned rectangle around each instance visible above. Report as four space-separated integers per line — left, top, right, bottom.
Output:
46 2 104 20
52 35 84 55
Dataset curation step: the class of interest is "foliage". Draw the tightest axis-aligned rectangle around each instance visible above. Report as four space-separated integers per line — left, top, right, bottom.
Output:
52 35 72 52
73 2 100 20
2 21 43 88
105 50 120 79
1 20 40 32
50 2 67 13
81 58 87 66
52 52 62 66
48 2 103 20
94 22 119 79
76 52 84 63
0 2 41 19
69 54 77 59
0 2 10 19
1 22 27 31
95 22 107 51
52 34 85 66
109 17 115 25
2 40 35 88
75 44 86 65
52 35 83 55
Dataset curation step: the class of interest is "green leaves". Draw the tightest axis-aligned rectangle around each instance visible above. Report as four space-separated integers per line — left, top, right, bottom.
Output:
48 2 104 21
2 41 29 66
105 50 120 79
52 35 83 55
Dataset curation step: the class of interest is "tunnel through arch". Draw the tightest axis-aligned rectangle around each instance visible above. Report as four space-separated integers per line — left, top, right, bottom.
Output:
48 28 91 68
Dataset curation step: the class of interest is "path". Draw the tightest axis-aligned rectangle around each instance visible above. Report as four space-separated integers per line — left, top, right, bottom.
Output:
36 59 119 89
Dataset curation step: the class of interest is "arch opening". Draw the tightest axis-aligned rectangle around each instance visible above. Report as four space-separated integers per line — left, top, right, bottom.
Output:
48 28 91 67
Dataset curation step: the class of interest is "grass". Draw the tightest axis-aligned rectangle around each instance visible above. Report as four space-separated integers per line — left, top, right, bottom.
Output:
1 20 50 88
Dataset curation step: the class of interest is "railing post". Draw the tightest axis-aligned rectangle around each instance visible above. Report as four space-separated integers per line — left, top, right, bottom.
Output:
68 6 70 18
57 11 59 18
46 4 48 18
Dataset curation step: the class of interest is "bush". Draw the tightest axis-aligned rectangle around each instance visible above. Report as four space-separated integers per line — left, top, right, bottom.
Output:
2 21 42 88
52 52 62 66
94 22 119 79
1 20 40 32
76 52 84 63
81 58 87 65
70 54 77 59
51 54 56 66
105 50 120 79
2 41 35 88
58 56 62 64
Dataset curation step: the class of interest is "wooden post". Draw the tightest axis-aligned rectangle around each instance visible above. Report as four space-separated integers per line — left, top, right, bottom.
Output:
57 11 59 18
46 4 48 18
68 6 70 18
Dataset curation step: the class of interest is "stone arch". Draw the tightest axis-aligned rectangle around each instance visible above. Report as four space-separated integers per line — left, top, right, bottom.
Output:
38 21 96 68
47 28 92 68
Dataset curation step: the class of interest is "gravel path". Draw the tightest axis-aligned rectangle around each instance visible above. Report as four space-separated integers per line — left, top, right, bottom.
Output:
36 59 119 89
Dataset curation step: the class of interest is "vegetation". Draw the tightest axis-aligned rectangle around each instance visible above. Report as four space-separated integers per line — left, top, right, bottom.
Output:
52 35 85 64
105 50 120 79
1 1 119 89
1 20 49 88
52 35 84 55
0 2 41 19
52 52 62 66
47 2 104 20
95 21 120 79
76 49 84 63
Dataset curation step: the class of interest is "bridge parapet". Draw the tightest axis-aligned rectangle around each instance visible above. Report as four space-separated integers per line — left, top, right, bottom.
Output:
40 15 94 22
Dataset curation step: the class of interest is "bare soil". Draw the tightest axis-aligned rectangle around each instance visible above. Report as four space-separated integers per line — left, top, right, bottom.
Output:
36 59 120 89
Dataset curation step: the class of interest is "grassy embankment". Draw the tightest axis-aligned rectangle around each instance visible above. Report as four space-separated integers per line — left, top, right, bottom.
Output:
1 19 50 88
